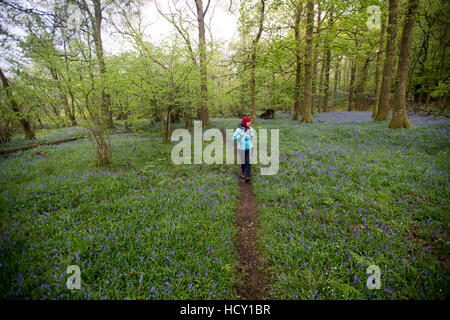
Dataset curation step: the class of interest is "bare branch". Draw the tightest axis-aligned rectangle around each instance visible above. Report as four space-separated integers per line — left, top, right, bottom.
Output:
155 0 197 65
203 0 211 16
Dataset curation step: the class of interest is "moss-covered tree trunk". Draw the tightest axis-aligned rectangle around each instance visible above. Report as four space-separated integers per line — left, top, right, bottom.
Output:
311 2 322 115
292 1 303 121
376 0 399 121
301 0 314 123
389 0 419 129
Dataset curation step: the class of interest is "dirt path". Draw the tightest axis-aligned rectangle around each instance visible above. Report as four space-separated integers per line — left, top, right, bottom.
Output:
221 127 269 299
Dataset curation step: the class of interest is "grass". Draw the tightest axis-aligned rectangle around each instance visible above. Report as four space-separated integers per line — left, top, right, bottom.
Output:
0 130 239 299
248 113 449 299
1 111 449 300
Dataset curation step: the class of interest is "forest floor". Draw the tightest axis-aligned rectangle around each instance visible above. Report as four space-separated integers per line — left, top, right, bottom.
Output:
0 111 449 299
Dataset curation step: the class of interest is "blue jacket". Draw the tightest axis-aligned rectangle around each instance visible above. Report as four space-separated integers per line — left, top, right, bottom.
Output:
232 126 255 150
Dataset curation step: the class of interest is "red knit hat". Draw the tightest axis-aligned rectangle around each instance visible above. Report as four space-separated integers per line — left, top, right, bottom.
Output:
242 116 251 132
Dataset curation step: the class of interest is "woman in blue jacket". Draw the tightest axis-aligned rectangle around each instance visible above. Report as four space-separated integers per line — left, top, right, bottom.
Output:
233 116 255 182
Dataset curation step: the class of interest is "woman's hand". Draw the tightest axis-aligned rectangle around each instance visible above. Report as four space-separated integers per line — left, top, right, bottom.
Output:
241 130 244 136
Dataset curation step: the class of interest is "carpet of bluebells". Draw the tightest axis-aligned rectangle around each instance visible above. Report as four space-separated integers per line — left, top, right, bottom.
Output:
0 123 239 299
1 112 449 300
245 112 449 299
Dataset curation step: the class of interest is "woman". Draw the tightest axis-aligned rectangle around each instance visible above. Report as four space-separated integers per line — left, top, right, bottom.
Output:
232 116 255 182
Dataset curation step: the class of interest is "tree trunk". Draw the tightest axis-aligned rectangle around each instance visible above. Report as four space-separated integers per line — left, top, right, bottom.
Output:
301 0 314 123
317 40 327 113
240 79 246 117
311 2 321 114
292 1 303 121
348 61 356 111
62 35 77 126
195 0 210 127
356 57 370 111
164 72 174 141
372 20 386 118
0 119 11 143
68 89 77 126
271 72 276 109
333 60 339 110
185 112 193 132
376 0 399 121
164 106 172 142
50 103 60 119
0 68 35 140
389 0 419 129
419 31 430 103
50 67 74 127
92 0 114 129
37 118 44 129
250 49 257 122
249 0 265 124
322 41 331 112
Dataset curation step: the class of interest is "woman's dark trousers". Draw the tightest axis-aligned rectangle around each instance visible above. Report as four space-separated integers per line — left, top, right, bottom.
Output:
240 149 251 178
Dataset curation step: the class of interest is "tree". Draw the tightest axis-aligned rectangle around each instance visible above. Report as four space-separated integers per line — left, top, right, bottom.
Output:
301 0 314 123
322 37 331 112
249 0 265 125
407 0 448 106
355 56 372 110
292 0 303 120
75 0 114 129
389 0 420 128
154 0 212 127
333 56 341 110
194 0 211 126
376 0 399 121
0 68 35 140
348 56 356 111
372 17 386 118
311 1 323 114
322 4 337 113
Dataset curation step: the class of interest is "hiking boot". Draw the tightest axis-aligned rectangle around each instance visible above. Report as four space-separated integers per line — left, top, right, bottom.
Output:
245 177 250 182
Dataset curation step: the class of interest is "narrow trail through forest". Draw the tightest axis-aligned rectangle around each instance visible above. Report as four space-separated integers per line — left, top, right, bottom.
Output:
221 127 269 299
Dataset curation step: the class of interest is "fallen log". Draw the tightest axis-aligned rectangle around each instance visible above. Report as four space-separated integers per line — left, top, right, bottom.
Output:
408 105 450 118
0 131 130 156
